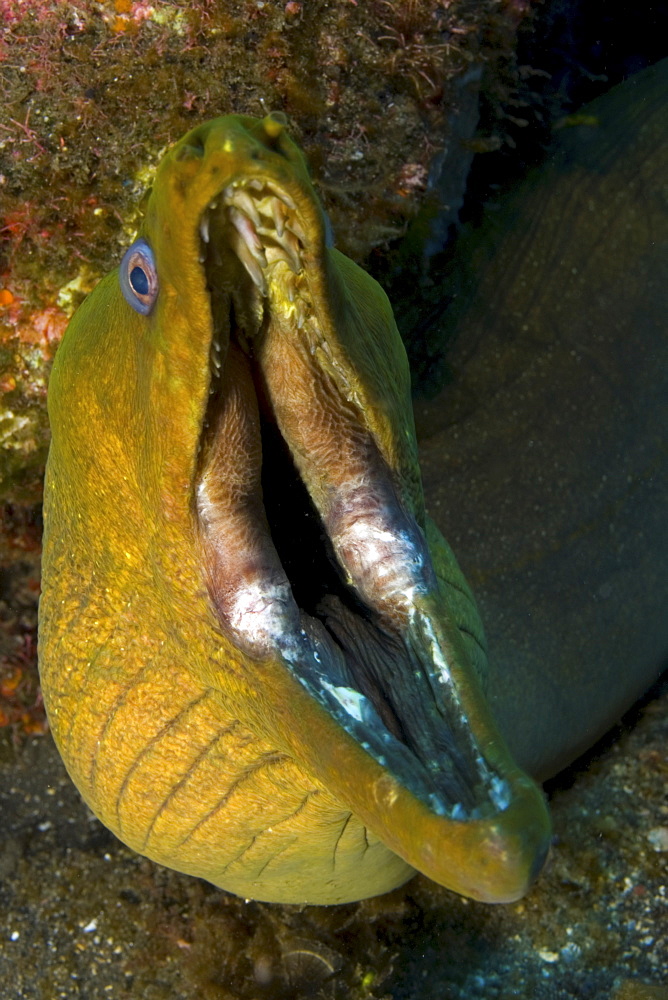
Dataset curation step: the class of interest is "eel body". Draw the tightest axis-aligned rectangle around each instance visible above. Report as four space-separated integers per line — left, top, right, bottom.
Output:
417 59 668 780
38 113 550 905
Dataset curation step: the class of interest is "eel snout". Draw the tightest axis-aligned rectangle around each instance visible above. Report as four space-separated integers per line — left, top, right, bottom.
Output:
190 115 551 901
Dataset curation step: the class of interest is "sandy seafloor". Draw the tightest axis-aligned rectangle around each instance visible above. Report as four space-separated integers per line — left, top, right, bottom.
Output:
0 671 665 999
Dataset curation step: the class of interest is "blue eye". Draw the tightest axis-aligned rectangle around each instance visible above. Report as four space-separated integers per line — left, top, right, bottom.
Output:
120 238 158 315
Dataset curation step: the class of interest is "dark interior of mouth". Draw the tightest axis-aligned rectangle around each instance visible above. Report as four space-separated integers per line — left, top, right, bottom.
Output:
195 188 511 822
252 412 500 818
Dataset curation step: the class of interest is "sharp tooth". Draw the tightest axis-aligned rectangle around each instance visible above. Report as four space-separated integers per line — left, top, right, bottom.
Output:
249 179 264 191
275 229 302 272
229 207 267 266
266 181 296 210
271 197 285 237
200 214 210 244
232 234 268 295
286 218 306 244
232 189 261 228
319 337 333 359
264 245 300 274
210 200 218 210
295 301 305 328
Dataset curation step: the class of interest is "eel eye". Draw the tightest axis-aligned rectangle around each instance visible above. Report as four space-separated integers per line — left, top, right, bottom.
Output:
120 238 158 315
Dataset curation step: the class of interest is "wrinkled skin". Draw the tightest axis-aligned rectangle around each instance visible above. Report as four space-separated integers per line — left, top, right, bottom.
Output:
38 115 550 905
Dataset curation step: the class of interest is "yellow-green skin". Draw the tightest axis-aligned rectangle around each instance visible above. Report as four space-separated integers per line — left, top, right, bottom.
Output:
38 116 549 905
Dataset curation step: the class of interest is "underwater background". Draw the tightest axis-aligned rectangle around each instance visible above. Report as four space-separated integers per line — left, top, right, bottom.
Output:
1 1 667 997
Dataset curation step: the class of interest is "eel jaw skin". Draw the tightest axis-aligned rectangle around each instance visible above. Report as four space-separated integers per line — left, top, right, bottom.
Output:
188 114 551 904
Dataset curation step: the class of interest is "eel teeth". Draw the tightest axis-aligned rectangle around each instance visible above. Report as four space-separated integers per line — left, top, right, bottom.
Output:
230 189 261 228
231 232 268 294
209 342 222 373
265 244 301 275
286 218 306 244
266 180 296 210
294 299 306 329
229 207 267 267
271 197 286 237
206 179 308 303
274 228 302 272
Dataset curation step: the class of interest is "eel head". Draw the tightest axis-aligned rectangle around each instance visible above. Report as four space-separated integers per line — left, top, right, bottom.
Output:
42 114 550 904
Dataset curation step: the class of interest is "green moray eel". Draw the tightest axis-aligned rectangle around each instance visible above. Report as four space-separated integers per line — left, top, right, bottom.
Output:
38 113 550 906
416 57 668 781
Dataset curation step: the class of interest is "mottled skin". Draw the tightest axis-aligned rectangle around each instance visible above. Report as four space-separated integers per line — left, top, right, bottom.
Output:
39 115 549 905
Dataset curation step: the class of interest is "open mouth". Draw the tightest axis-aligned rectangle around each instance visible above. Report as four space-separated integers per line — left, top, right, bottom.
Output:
192 167 514 828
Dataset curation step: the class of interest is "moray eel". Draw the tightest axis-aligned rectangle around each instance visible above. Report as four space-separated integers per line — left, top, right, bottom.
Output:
38 114 550 905
416 58 668 781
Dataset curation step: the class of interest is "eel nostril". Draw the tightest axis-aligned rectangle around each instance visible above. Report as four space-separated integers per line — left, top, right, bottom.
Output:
254 112 292 157
175 142 205 162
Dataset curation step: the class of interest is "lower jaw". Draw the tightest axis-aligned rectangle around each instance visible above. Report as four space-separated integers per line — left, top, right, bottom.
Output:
197 374 532 835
